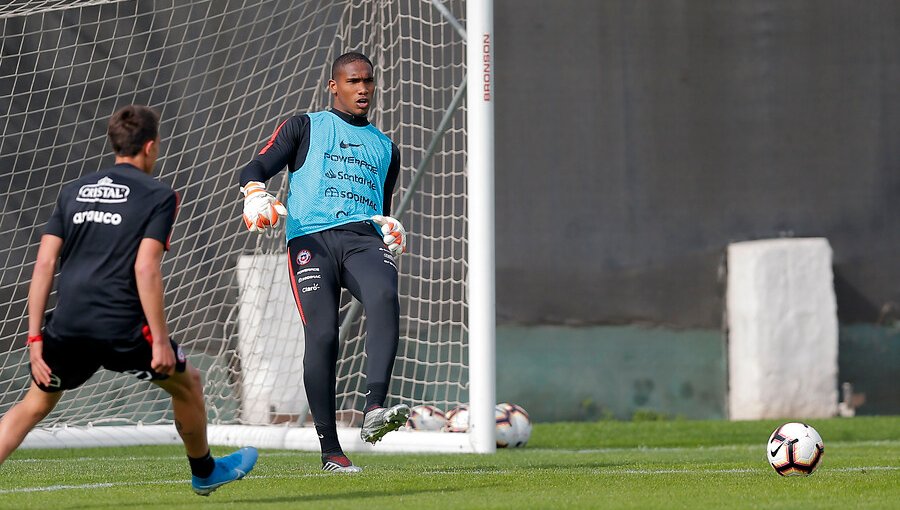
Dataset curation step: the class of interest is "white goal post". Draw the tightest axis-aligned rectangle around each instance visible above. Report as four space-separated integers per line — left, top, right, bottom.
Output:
1 0 495 454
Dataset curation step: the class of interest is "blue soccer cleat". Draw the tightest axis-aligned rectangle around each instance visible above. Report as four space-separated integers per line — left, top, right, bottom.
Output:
191 446 258 496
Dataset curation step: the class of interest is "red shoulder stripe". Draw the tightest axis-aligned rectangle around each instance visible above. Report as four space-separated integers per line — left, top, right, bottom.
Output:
166 190 180 251
287 255 307 326
259 119 289 155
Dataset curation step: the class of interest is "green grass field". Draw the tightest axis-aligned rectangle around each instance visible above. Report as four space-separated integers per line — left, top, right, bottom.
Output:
1 416 898 509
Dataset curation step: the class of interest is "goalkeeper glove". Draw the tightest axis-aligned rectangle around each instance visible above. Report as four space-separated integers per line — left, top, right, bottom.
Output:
371 215 407 256
241 181 287 233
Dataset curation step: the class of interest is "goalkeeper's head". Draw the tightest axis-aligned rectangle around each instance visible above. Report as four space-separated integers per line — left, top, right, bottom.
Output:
108 105 161 174
331 52 374 80
329 52 375 117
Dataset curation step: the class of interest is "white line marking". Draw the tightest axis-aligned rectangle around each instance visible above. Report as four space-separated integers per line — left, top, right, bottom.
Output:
0 473 342 495
5 451 304 464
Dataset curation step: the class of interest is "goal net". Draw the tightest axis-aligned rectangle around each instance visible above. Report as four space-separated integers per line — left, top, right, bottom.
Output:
1 0 491 453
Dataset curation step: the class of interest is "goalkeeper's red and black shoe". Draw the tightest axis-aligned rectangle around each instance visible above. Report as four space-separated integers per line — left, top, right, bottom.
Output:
322 453 363 473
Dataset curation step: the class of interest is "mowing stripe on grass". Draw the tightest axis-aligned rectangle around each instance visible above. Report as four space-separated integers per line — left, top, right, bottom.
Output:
0 472 348 495
7 439 897 465
5 451 304 464
2 465 897 494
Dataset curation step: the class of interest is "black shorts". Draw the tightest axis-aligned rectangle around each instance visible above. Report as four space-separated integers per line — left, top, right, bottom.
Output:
31 327 187 393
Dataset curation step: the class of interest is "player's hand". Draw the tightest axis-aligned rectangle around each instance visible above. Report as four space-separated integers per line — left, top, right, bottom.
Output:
151 339 176 376
241 181 287 233
28 337 52 387
372 215 407 256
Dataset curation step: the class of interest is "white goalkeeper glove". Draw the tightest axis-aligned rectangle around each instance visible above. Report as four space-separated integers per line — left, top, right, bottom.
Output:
241 181 287 233
371 214 407 256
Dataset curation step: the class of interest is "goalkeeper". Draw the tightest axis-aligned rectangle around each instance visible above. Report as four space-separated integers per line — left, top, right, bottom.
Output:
238 52 408 473
0 105 257 496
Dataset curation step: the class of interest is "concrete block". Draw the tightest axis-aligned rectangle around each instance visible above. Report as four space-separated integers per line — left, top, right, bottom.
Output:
727 238 838 420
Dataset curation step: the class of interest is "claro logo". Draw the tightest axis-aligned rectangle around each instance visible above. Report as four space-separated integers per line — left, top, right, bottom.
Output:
77 176 130 203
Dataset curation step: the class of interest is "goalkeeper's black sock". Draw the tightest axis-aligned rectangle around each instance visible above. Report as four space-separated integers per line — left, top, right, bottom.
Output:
364 383 388 412
316 424 342 455
188 450 215 479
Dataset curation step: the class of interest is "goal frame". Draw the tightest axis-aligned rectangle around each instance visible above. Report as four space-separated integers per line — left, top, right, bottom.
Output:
12 0 496 455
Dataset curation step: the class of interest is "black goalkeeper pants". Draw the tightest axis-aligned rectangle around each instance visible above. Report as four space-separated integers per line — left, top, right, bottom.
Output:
287 222 400 454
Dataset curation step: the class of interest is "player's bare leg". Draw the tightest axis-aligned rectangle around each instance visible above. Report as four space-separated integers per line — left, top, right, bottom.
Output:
153 364 208 457
0 382 62 464
154 363 257 495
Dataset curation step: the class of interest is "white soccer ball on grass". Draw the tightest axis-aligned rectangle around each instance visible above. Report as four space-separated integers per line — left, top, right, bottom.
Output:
495 403 532 448
766 422 825 476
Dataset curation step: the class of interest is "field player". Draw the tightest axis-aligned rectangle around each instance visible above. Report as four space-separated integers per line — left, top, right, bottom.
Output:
0 105 257 496
238 52 410 473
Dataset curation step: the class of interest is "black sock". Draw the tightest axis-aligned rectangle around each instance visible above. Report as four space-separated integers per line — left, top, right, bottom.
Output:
322 449 344 460
316 425 342 455
364 383 388 411
188 450 215 478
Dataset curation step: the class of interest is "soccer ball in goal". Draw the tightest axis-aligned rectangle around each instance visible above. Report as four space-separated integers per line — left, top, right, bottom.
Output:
445 403 533 448
444 405 470 433
405 405 448 431
495 403 532 448
766 422 825 476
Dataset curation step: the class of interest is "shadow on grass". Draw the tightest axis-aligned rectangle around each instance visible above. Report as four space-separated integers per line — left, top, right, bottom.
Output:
62 483 502 509
423 460 631 473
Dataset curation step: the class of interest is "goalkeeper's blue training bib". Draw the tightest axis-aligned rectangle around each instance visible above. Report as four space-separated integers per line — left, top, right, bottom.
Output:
285 110 393 241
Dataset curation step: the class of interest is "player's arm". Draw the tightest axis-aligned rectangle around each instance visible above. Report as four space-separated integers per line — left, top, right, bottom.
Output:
238 115 310 232
137 189 179 376
381 143 401 216
26 234 63 386
372 144 407 256
135 238 175 376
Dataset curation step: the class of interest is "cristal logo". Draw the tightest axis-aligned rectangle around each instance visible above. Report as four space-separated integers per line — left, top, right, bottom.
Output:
77 176 130 203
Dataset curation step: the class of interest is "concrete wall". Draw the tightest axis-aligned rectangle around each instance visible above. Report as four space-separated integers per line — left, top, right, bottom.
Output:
496 326 727 421
496 324 898 421
493 0 900 328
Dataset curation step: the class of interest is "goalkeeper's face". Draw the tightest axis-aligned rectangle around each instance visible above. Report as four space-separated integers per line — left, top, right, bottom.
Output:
329 60 376 117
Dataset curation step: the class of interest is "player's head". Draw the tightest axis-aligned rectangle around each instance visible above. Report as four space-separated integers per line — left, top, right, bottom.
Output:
328 52 375 117
107 105 161 173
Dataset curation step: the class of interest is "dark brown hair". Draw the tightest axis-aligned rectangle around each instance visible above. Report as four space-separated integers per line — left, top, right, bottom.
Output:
107 105 159 156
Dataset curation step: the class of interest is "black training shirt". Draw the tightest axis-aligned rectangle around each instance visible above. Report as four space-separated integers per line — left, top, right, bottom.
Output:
43 164 178 340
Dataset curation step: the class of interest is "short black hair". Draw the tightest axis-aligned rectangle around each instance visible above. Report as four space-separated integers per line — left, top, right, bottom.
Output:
107 105 159 156
331 52 374 79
